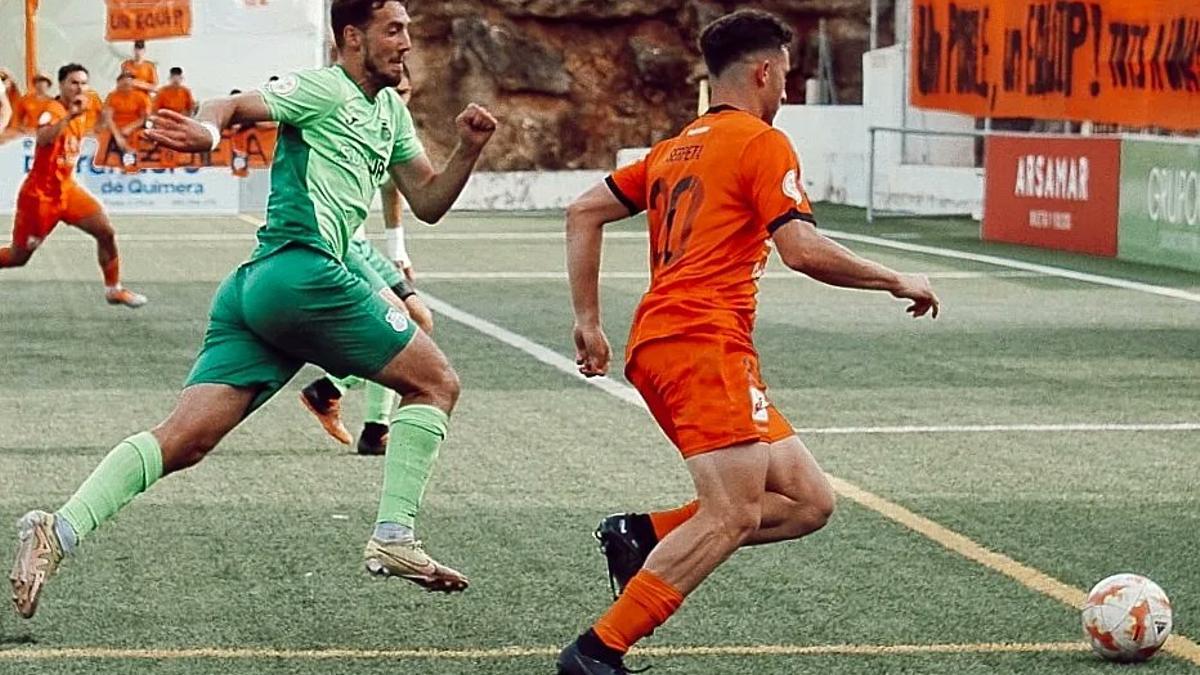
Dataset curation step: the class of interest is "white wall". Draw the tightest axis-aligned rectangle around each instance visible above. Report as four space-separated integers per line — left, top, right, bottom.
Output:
0 0 325 100
776 43 983 216
775 105 868 206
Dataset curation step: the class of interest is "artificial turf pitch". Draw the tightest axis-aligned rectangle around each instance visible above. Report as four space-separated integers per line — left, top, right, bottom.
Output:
1 205 1197 673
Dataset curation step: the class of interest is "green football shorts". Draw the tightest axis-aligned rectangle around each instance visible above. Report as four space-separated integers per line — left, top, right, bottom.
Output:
346 238 415 300
186 243 418 411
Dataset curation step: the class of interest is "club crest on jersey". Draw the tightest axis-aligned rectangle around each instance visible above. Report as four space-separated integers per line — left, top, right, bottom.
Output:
267 74 300 97
782 169 805 205
385 307 410 333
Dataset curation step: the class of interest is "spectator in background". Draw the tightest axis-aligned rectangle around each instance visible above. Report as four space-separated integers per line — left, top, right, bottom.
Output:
154 67 195 116
103 72 152 146
120 40 158 93
15 75 54 132
0 68 22 132
82 87 104 133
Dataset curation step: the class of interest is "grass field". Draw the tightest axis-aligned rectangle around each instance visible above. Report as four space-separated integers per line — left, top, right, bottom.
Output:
1 204 1198 674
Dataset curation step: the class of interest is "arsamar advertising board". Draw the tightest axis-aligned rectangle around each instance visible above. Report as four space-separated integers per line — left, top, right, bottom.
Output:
983 135 1121 257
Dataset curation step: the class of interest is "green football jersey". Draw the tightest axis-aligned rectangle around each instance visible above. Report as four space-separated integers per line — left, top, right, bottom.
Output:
253 66 423 262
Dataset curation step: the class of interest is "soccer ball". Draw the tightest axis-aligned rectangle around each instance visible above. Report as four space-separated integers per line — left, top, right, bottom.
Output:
1081 573 1173 662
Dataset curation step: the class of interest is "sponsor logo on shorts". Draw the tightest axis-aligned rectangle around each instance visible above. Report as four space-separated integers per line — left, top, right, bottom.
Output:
749 386 769 423
385 307 410 333
24 236 43 251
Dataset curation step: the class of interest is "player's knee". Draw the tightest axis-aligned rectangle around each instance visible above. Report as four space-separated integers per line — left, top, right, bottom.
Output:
154 425 221 473
435 363 461 410
786 486 836 538
404 361 459 412
7 250 30 267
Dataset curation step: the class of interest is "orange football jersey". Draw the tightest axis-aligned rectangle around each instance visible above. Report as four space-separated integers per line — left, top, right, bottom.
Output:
608 105 815 354
23 100 88 195
120 60 158 88
154 84 195 114
105 89 153 130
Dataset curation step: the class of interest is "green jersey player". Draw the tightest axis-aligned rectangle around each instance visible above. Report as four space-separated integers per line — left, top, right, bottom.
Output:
9 0 496 619
300 63 435 456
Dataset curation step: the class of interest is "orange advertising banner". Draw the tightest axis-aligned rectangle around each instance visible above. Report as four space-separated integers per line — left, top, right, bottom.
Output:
106 0 192 41
92 125 278 175
911 0 1200 131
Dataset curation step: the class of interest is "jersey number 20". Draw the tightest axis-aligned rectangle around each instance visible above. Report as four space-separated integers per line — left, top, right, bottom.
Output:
649 175 705 270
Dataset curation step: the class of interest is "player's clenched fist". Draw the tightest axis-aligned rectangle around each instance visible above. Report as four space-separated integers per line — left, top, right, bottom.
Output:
455 103 496 152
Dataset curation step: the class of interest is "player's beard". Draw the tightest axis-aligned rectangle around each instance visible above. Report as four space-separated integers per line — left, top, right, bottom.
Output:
363 43 404 90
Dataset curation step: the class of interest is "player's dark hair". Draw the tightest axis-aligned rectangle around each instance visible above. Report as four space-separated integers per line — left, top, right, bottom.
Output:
169 67 183 77
57 63 88 83
134 39 146 49
331 0 405 49
699 10 794 78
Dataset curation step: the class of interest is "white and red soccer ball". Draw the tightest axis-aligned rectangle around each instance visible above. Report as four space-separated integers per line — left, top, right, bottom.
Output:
1082 573 1173 662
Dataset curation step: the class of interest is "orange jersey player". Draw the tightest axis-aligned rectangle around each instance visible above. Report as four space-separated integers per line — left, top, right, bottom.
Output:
557 10 939 675
0 64 147 308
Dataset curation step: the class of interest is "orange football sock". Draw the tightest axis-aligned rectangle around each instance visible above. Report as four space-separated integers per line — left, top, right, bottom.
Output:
0 247 11 267
593 569 684 653
649 500 698 540
101 257 120 287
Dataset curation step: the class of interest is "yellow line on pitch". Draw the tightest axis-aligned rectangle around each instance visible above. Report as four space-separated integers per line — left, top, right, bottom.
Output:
0 642 1088 661
826 476 1200 666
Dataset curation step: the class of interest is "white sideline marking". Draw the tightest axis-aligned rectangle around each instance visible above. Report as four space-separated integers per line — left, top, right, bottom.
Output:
419 292 1200 667
237 214 265 226
0 642 1089 661
823 229 1200 304
423 294 644 408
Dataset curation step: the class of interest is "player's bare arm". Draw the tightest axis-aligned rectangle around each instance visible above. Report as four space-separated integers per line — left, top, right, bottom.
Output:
772 220 940 318
388 103 496 224
565 182 630 377
144 92 273 150
36 96 85 147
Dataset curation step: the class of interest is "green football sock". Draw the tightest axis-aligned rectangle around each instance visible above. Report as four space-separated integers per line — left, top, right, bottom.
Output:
328 374 364 394
376 405 448 529
57 431 163 543
363 382 397 425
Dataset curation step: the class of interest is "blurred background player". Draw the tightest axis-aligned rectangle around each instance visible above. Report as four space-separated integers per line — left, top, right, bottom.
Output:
103 71 153 146
9 0 497 618
14 74 53 132
556 10 939 674
121 39 158 93
154 67 196 116
0 63 147 308
300 62 436 456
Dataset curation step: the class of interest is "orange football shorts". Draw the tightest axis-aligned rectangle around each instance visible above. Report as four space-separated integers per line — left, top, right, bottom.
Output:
625 335 794 458
13 183 103 250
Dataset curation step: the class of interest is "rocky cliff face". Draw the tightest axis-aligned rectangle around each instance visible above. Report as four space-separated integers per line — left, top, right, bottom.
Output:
406 0 892 170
